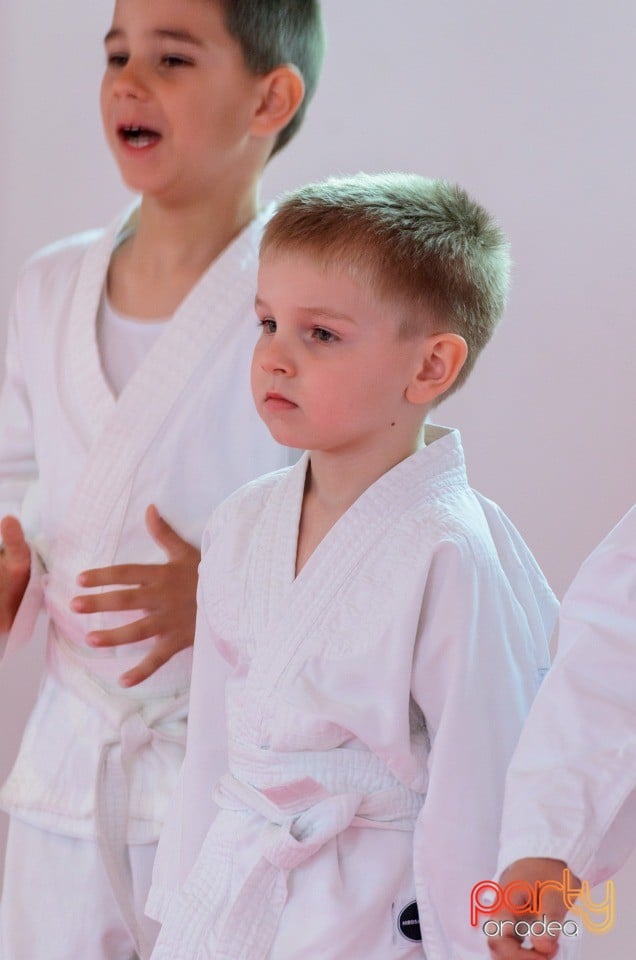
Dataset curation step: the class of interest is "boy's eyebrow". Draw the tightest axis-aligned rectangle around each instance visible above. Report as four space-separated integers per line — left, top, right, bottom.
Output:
104 27 205 47
298 306 356 324
104 28 123 44
153 28 206 47
255 297 355 324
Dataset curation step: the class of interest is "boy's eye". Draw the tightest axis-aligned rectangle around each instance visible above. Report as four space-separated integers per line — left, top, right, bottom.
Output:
312 326 337 343
258 318 277 334
106 52 129 68
161 55 194 68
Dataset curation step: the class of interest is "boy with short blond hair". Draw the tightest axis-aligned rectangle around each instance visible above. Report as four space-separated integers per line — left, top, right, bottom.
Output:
0 2 324 958
150 173 557 960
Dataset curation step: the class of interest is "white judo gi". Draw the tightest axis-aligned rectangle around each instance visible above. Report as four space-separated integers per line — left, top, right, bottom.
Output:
149 426 557 960
0 205 291 960
497 505 636 888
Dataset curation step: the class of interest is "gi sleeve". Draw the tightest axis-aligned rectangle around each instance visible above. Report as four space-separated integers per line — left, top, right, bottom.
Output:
147 514 233 923
497 506 636 885
0 276 39 519
411 535 553 959
0 274 45 659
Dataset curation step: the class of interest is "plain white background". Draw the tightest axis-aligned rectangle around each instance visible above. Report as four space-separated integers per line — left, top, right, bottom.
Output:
0 1 634 955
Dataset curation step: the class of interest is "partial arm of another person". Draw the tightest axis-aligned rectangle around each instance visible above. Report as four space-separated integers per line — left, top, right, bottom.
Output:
489 507 636 957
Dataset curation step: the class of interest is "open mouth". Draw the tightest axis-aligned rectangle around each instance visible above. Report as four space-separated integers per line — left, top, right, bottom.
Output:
118 125 161 148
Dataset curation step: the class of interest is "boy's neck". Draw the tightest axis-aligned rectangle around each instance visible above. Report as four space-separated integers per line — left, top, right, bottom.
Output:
309 439 419 512
132 185 261 272
107 184 261 319
295 429 423 577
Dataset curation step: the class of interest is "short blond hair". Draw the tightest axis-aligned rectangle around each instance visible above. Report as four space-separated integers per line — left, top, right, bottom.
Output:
261 173 510 394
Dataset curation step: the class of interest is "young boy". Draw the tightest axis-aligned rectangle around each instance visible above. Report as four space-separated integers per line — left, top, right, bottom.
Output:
148 173 558 959
0 2 324 958
488 506 636 959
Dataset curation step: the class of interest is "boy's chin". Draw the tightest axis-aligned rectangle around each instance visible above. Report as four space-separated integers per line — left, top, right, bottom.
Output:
264 427 304 450
257 417 303 451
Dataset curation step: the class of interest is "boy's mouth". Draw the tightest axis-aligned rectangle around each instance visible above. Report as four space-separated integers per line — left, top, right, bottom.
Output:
264 391 298 410
118 125 162 148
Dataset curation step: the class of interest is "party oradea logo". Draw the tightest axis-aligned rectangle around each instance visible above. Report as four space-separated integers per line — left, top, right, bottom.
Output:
470 869 615 939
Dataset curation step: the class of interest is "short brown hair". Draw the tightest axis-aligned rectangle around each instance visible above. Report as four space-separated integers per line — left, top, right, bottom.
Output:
217 0 325 157
261 173 510 394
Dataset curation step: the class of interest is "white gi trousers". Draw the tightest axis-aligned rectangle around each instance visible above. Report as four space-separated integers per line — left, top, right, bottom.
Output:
0 820 159 960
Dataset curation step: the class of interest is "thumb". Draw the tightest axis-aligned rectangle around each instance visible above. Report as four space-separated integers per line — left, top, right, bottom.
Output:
529 888 570 956
0 515 29 557
145 504 191 559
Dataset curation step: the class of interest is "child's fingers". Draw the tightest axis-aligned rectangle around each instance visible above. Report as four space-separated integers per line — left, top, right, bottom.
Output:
145 504 198 561
489 936 557 959
486 905 562 960
86 613 157 647
488 937 526 958
488 933 560 959
118 649 166 687
76 562 163 588
529 931 561 957
117 632 191 686
485 909 524 958
71 586 153 614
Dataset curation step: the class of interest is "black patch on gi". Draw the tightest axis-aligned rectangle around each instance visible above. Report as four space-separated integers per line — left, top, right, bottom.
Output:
398 900 422 942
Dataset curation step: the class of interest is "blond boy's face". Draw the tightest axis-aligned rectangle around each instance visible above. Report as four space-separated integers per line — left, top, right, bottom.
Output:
252 252 426 455
100 0 264 201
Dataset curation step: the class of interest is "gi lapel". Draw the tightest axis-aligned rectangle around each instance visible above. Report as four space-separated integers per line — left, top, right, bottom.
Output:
242 429 467 724
56 205 272 573
61 210 128 448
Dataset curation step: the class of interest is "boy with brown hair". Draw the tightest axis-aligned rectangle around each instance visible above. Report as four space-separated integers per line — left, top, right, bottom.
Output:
0 2 324 958
150 173 557 959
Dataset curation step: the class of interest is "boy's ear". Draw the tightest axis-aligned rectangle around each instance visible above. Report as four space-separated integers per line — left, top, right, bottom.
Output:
250 65 305 140
405 333 468 406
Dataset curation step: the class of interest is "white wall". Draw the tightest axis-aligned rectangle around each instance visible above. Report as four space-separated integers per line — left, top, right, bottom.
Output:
1 1 634 954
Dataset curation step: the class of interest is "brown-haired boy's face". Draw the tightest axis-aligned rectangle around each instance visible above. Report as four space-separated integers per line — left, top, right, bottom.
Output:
101 0 264 202
251 251 427 457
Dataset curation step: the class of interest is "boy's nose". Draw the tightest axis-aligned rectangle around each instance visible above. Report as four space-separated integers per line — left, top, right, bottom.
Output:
111 59 151 100
258 339 296 376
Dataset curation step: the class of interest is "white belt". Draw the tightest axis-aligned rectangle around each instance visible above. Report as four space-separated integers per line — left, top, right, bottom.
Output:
210 766 422 960
152 744 423 960
49 633 188 959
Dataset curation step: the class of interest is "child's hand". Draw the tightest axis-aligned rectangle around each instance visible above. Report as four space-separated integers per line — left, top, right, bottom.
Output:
486 858 575 959
72 505 200 687
0 515 31 632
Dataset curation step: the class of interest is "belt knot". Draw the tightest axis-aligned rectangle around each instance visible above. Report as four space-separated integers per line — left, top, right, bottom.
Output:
120 710 153 757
